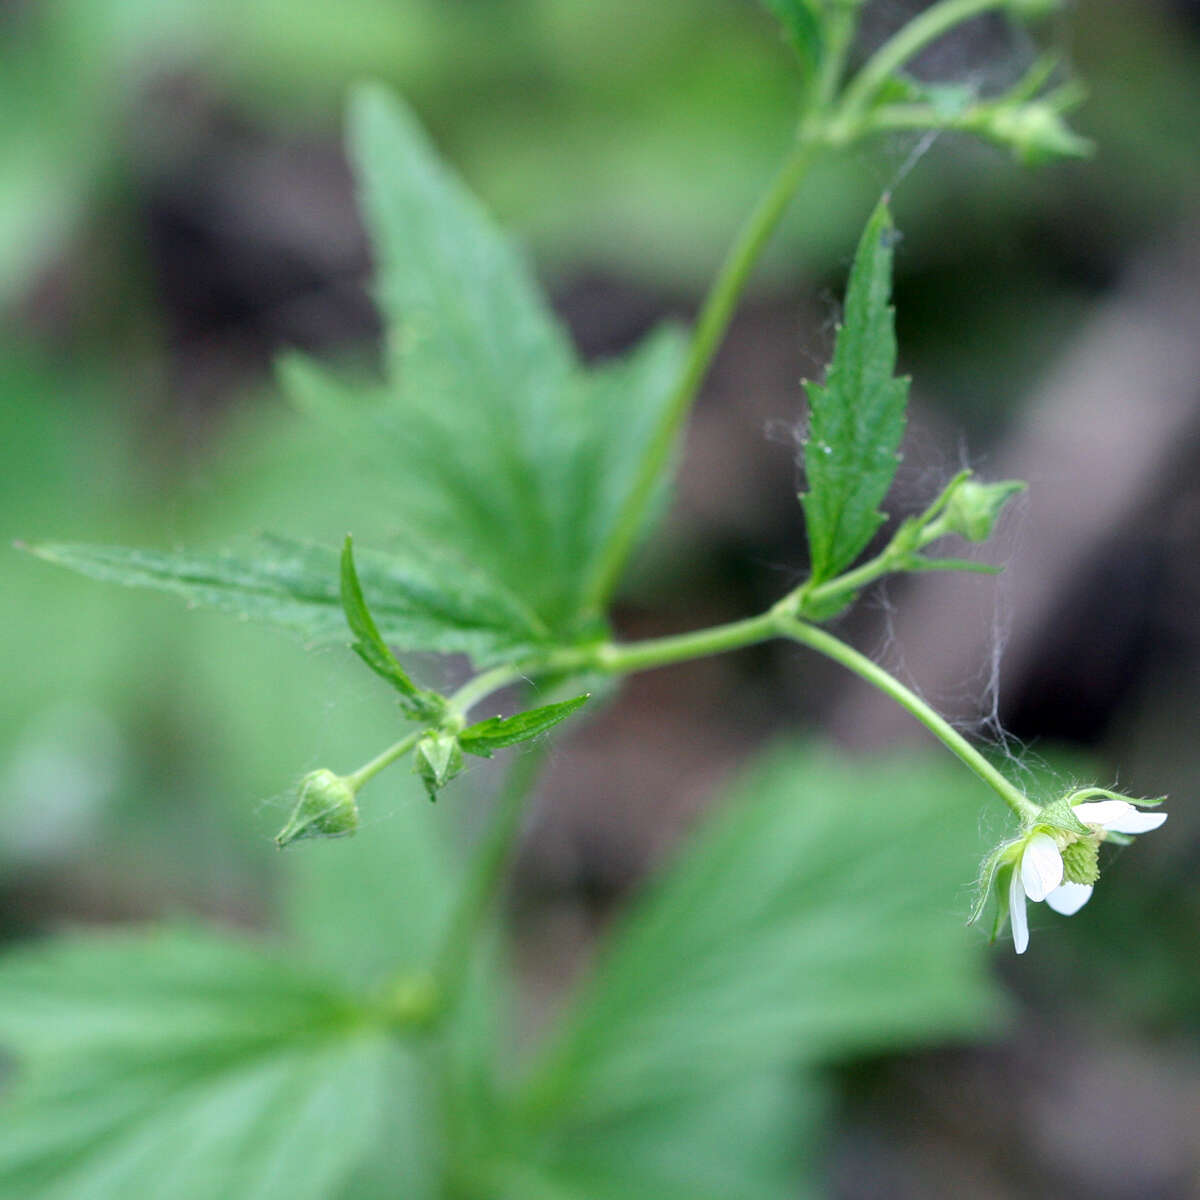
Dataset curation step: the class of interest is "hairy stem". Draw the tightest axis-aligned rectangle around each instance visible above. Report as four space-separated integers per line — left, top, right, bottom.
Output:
581 137 822 614
775 615 1037 819
346 730 422 790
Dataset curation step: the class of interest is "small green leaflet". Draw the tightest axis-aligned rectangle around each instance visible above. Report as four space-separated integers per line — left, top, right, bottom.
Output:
759 0 825 78
460 694 590 758
339 534 443 719
801 199 909 585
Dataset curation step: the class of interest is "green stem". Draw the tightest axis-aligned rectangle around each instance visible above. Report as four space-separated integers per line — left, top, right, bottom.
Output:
775 615 1037 819
796 545 901 615
837 0 1010 123
448 664 525 718
549 610 781 676
580 136 822 614
433 743 549 1012
346 729 422 791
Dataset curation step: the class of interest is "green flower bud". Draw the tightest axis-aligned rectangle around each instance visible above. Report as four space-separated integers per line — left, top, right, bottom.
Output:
275 769 359 847
942 478 1026 542
986 103 1094 167
413 731 464 802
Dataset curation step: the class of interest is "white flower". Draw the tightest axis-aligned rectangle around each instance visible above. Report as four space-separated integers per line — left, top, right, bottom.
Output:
1008 800 1167 954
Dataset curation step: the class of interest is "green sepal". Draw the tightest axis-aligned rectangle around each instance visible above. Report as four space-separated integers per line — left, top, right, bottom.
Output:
276 769 359 847
340 535 445 721
967 838 1018 927
1035 796 1091 837
459 693 591 758
989 864 1014 943
1065 786 1164 808
413 731 464 802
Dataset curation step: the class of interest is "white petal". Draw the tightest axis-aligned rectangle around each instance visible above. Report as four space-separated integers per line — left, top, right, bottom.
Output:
1020 833 1063 902
1045 881 1094 916
1009 865 1029 954
1072 800 1135 827
1103 809 1167 834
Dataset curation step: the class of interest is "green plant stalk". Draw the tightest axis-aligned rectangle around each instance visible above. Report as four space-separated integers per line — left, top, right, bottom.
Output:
345 729 422 790
773 615 1038 819
837 0 1013 124
354 598 1033 821
581 136 822 614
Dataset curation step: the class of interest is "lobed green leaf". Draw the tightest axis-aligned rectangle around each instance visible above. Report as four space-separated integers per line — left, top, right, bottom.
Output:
0 928 387 1200
285 87 687 638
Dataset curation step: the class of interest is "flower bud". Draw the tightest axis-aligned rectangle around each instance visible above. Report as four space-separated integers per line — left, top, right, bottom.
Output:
985 103 1094 167
275 769 359 847
413 731 464 801
942 478 1026 542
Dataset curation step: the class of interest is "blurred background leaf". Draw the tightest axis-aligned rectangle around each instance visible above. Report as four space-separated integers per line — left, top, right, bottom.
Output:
0 927 389 1200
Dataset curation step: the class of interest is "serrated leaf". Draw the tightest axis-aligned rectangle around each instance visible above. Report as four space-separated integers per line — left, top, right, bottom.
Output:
26 535 553 667
339 535 442 717
523 742 1002 1127
280 87 687 639
0 928 387 1200
499 1074 825 1200
801 200 909 584
460 694 590 758
759 0 825 77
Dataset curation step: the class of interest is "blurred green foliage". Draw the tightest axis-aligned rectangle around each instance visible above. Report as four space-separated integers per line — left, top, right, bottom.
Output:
3 0 1200 1192
0 744 1002 1197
